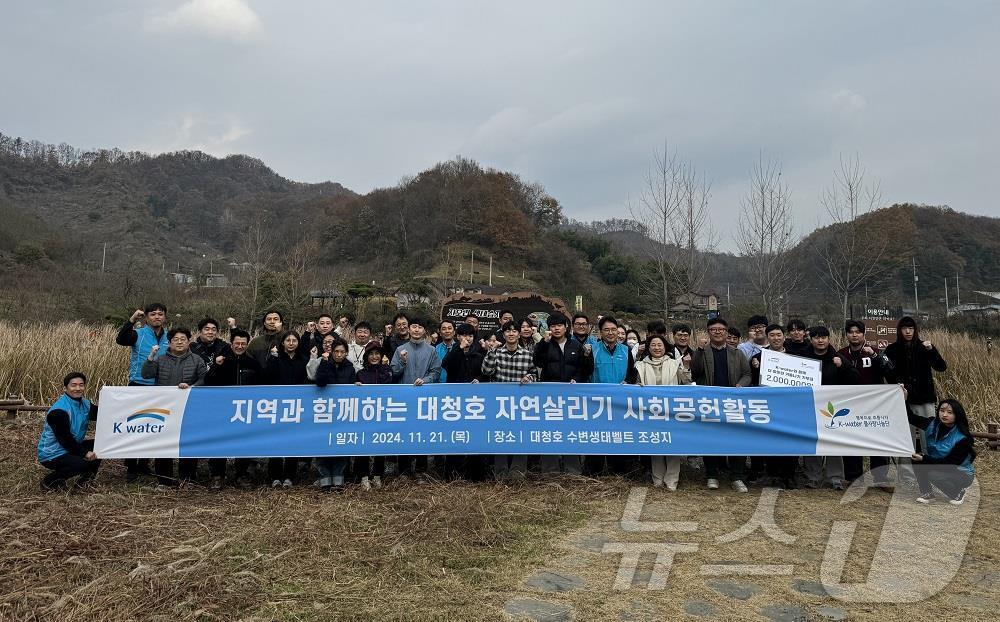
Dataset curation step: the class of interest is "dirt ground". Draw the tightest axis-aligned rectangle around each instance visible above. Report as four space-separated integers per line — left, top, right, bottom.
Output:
2 417 996 621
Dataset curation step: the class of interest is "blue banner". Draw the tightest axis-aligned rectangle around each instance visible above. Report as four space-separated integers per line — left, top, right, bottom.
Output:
94 383 914 458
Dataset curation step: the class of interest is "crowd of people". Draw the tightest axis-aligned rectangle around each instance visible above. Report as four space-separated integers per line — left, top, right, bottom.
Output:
37 304 976 505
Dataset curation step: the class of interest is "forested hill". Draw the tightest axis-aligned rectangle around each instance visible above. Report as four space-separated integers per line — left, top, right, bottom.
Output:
0 132 354 268
1 130 997 326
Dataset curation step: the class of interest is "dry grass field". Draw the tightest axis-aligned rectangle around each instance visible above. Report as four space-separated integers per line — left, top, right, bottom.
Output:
0 321 997 621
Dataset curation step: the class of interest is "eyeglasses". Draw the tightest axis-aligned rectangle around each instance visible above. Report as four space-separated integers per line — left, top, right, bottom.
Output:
708 328 727 333
573 321 589 326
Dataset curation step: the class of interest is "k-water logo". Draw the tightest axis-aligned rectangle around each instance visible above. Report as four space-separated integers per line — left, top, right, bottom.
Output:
819 401 893 430
113 407 170 434
819 401 851 429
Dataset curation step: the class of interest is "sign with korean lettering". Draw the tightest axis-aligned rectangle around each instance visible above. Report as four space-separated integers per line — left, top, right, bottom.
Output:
759 350 822 387
441 291 570 336
851 305 902 350
94 383 913 458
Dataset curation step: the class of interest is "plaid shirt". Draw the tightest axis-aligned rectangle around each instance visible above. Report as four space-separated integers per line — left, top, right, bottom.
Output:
481 345 535 383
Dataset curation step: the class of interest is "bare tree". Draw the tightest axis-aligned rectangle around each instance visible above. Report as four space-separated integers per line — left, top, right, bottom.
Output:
277 237 321 325
735 154 799 320
628 143 716 321
237 214 275 331
814 154 887 319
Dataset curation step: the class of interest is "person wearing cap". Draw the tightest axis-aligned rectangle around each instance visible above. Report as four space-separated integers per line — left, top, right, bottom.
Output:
355 340 392 490
801 325 860 490
738 315 769 360
884 316 947 488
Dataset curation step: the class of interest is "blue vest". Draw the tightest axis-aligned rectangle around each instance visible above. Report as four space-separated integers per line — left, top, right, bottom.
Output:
592 341 629 383
435 341 455 383
37 393 92 462
128 325 168 385
925 419 975 475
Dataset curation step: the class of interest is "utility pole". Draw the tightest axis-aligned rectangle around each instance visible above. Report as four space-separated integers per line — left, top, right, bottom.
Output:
488 256 493 287
470 251 474 284
956 273 961 305
727 282 731 309
944 278 950 316
101 242 107 273
912 257 919 312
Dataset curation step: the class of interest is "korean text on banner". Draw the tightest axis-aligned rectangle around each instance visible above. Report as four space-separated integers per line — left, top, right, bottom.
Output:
94 383 912 459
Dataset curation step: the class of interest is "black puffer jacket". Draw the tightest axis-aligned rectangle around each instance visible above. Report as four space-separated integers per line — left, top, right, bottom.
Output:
532 338 593 383
315 359 357 385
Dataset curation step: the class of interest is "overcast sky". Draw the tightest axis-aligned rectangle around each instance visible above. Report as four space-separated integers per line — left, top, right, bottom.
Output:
2 1 997 249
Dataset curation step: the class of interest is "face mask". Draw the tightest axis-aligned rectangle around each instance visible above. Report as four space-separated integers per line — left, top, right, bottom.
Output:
627 339 638 347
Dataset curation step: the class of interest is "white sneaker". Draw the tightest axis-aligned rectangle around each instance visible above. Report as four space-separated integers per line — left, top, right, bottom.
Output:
372 476 382 489
949 489 967 505
706 478 720 490
916 493 934 504
732 480 748 493
282 479 293 488
666 483 678 492
360 476 372 491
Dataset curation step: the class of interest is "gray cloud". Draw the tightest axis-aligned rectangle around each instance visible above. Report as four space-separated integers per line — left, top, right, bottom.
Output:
1 1 997 249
